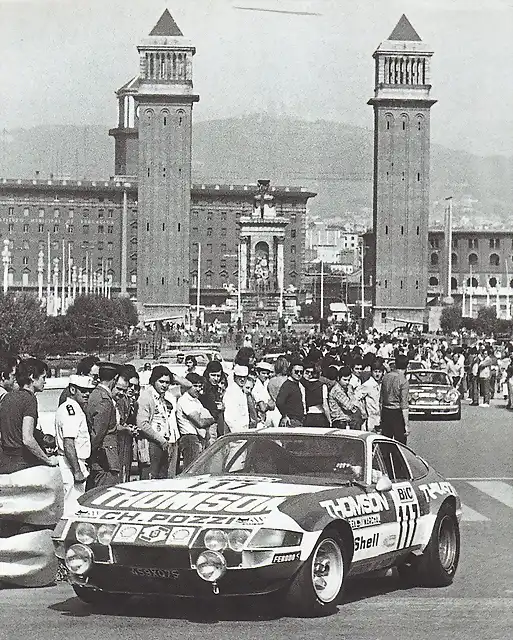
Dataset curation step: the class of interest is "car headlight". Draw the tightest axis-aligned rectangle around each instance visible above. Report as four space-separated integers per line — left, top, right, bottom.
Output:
75 522 96 545
204 529 228 551
247 529 302 549
196 550 227 582
445 390 459 403
65 543 93 575
97 524 118 545
227 529 251 552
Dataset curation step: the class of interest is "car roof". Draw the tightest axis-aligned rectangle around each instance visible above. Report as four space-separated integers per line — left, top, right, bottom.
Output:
252 427 373 441
44 376 70 389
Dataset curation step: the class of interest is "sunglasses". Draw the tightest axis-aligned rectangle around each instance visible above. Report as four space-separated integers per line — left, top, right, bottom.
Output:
128 383 140 390
292 368 304 374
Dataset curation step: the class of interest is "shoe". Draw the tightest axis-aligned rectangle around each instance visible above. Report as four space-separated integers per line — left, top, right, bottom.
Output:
480 403 489 407
470 402 479 406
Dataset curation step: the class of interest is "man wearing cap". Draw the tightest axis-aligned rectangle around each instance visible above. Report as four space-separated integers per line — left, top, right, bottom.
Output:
86 362 128 489
252 362 275 427
223 364 250 433
54 375 95 515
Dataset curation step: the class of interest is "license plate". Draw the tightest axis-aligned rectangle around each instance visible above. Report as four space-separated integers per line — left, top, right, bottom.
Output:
130 567 180 580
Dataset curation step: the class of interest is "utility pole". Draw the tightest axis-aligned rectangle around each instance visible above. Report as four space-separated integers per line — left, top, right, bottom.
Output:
360 240 365 328
196 242 201 325
320 259 324 327
445 196 453 300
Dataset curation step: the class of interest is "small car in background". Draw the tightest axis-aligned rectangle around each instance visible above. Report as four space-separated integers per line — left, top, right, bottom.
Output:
408 370 461 420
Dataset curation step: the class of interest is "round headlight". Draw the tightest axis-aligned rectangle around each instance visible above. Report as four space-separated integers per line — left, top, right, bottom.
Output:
97 524 117 545
204 529 228 551
75 522 96 545
65 543 93 575
196 550 227 582
228 529 250 552
445 390 459 403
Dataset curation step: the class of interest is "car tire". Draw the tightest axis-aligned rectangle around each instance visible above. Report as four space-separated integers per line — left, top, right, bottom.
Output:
399 503 460 587
72 584 130 609
282 529 347 617
453 405 461 420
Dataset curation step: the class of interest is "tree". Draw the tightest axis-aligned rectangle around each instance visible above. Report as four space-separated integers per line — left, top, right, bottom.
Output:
440 304 463 334
475 306 499 336
0 293 49 355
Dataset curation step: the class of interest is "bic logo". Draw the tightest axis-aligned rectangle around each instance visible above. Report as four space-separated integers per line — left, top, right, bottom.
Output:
396 486 414 502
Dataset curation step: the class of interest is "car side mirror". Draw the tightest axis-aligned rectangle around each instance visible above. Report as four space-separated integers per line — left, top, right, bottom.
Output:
376 476 393 493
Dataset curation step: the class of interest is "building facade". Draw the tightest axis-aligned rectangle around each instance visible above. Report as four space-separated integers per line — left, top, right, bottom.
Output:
0 177 313 320
368 15 436 330
427 229 513 319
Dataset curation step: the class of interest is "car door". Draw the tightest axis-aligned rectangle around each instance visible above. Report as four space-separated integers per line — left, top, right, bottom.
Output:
372 440 422 553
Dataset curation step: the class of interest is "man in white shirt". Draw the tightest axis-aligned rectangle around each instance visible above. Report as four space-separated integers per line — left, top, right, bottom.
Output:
223 365 250 433
355 361 385 431
54 375 95 516
252 362 275 427
176 373 214 468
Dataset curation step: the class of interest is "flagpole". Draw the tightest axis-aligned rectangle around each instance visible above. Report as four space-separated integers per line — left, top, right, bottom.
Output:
506 258 510 320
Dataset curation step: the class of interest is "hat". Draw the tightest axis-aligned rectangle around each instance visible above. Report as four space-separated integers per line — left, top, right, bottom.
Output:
233 364 249 377
69 375 95 390
255 361 274 373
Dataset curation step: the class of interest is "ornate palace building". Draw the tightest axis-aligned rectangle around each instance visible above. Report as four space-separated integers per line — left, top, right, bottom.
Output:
0 10 315 324
368 15 436 330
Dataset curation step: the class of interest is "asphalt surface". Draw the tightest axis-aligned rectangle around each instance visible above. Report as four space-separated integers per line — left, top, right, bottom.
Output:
1 396 512 640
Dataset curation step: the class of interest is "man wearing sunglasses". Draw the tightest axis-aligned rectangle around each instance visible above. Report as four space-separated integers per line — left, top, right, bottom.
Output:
276 359 306 428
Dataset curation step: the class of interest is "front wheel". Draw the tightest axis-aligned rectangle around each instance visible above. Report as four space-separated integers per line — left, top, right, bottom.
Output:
72 584 131 609
399 503 460 587
283 529 347 617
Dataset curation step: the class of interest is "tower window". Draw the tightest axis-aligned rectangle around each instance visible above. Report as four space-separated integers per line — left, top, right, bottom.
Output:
402 121 406 130
163 167 166 178
178 223 181 232
162 223 165 231
161 277 165 285
177 277 180 286
401 171 405 181
147 168 150 177
386 121 390 130
163 117 167 126
384 280 388 289
400 280 403 289
416 226 420 235
385 225 388 235
490 253 500 267
430 253 439 266
146 222 150 231
469 253 478 266
415 281 419 290
429 276 439 287
146 277 149 285
401 226 404 235
417 173 421 182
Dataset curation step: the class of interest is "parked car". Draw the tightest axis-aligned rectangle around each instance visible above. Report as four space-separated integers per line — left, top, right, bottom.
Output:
38 376 69 436
54 428 461 616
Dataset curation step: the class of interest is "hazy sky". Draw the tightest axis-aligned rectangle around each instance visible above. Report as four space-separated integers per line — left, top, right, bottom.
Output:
1 0 512 156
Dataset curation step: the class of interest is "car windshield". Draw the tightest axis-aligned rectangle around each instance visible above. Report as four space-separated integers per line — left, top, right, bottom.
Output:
184 434 366 480
408 371 450 386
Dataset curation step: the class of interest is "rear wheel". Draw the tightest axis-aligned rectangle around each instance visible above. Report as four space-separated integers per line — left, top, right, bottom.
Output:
72 584 131 609
399 503 460 587
283 529 347 617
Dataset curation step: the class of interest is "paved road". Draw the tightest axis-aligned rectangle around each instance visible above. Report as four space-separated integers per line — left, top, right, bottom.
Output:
1 397 512 640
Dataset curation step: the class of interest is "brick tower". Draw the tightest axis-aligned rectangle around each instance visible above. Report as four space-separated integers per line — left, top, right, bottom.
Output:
368 15 436 331
133 9 198 321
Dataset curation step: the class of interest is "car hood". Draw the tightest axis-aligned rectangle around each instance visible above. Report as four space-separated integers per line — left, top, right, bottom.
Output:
77 474 340 521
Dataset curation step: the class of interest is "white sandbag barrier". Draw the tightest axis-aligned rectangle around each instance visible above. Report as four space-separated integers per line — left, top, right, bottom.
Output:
0 466 64 587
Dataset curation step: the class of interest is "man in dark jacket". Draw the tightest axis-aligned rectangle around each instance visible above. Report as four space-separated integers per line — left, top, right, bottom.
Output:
86 363 128 489
276 359 305 428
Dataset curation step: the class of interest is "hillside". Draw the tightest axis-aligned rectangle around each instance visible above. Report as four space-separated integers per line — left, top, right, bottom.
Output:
0 115 511 226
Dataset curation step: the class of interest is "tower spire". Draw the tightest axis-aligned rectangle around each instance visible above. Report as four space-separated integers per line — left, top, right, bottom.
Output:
149 9 183 37
388 14 421 42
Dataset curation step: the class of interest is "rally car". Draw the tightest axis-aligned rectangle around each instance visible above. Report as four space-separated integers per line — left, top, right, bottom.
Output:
408 370 461 420
53 429 461 616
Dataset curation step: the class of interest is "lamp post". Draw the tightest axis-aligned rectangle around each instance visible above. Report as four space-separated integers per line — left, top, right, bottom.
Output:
37 249 44 301
2 239 11 294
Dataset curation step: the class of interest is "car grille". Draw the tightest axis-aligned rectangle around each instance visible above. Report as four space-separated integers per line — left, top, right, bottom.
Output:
112 546 191 569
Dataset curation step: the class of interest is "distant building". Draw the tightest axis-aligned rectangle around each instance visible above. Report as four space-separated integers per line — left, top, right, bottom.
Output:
0 10 315 325
368 15 436 330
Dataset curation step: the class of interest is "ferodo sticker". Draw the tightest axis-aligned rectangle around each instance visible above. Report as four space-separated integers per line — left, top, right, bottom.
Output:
418 481 457 502
91 487 285 514
272 551 301 564
320 492 389 519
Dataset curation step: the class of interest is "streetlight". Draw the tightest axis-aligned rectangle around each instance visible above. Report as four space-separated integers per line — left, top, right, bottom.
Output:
2 239 11 294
